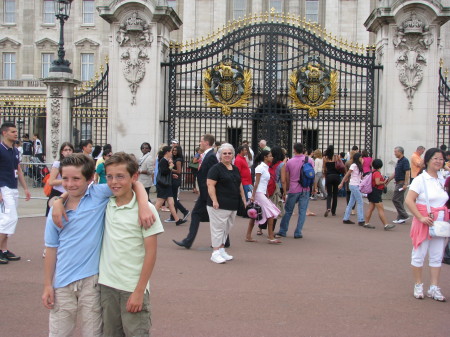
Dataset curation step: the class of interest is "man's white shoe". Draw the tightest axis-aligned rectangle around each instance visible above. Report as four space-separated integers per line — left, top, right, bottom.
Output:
219 248 233 261
211 250 226 264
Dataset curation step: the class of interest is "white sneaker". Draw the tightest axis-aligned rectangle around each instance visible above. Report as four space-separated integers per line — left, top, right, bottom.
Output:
219 248 233 261
393 217 409 224
211 250 226 264
427 285 446 302
414 283 424 299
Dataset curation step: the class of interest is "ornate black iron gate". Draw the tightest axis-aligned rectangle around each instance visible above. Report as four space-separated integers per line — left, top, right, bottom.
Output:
437 65 450 147
162 15 378 159
71 63 109 147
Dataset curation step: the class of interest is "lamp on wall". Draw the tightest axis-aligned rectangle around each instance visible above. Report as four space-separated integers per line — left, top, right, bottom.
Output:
49 0 73 73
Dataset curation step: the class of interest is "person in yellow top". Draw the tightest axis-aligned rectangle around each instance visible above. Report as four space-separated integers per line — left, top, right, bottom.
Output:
99 152 164 337
410 146 425 182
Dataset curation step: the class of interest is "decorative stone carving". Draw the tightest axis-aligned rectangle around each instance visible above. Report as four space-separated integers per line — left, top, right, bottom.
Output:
393 12 433 110
50 98 61 159
49 86 62 97
116 11 153 105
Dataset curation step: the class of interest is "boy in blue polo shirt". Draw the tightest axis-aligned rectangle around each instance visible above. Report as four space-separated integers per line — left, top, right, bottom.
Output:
99 152 164 337
42 153 154 336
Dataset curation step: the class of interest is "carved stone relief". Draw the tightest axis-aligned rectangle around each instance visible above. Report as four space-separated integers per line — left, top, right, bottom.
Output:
50 98 61 159
393 11 433 110
50 86 62 97
116 11 153 105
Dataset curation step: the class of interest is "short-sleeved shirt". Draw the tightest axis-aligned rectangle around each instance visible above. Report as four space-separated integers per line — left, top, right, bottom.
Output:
22 140 33 156
44 184 112 288
96 162 107 184
34 139 42 155
285 155 315 193
372 170 385 190
395 156 410 182
349 163 362 186
410 152 424 178
0 142 20 189
234 154 252 185
51 160 66 193
207 163 242 210
409 171 448 208
255 162 270 193
99 194 164 293
362 157 373 173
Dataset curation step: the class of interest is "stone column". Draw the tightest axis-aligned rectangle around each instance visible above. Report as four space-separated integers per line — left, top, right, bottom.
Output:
98 1 181 157
43 73 80 161
365 1 450 169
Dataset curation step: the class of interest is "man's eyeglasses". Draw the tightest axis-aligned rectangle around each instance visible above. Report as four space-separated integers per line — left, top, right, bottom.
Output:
141 147 149 150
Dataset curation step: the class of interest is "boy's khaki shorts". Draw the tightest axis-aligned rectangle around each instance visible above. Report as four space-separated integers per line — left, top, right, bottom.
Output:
49 274 102 337
100 284 152 337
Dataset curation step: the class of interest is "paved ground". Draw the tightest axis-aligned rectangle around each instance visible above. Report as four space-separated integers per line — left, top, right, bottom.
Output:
1 191 449 337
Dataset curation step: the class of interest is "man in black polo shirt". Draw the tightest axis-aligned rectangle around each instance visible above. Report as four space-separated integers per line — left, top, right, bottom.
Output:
387 146 411 224
0 122 31 264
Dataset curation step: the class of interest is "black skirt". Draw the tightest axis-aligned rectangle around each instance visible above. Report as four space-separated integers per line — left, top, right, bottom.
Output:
367 188 383 203
156 183 172 199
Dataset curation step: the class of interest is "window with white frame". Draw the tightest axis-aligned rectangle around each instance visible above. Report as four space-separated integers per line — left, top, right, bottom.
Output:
42 53 54 78
167 0 176 8
43 0 55 24
3 52 16 79
81 122 92 142
305 0 319 23
4 0 16 24
233 0 246 20
81 53 94 81
82 0 95 25
269 0 283 13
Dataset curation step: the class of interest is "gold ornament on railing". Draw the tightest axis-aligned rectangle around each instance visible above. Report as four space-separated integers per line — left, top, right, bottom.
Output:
289 60 338 118
203 56 252 116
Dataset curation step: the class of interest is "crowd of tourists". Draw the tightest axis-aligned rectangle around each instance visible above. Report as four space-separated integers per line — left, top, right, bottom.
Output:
2 120 450 336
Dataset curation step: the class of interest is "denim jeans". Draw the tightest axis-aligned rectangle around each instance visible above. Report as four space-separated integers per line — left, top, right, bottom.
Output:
343 185 364 222
278 191 310 237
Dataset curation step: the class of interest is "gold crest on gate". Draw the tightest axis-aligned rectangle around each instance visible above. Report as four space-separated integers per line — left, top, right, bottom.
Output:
204 56 252 116
289 61 338 118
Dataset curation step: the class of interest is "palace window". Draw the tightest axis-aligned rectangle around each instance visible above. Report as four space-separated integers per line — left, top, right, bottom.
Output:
269 0 283 13
43 0 55 24
82 0 95 25
42 53 54 78
4 0 15 24
81 53 94 81
3 52 16 79
305 0 319 23
233 0 246 20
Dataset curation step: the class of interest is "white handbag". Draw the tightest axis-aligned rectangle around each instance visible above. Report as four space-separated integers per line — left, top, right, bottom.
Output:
422 175 450 237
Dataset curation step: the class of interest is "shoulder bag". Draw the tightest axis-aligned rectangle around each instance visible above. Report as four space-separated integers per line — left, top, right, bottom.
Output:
156 170 171 187
422 175 450 237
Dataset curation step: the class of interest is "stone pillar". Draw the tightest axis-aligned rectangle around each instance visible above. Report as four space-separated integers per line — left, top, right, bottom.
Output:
43 73 80 162
98 1 181 157
365 1 450 170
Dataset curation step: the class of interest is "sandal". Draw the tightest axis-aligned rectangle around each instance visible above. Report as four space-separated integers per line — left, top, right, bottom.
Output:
256 230 263 236
306 212 316 216
245 238 257 242
268 239 282 244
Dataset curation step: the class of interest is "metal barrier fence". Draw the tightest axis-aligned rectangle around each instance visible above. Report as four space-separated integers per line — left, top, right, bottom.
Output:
20 160 52 199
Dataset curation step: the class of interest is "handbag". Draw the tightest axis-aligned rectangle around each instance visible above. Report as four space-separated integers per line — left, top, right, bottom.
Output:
156 170 171 187
246 201 263 221
422 175 450 237
188 157 199 170
335 158 346 174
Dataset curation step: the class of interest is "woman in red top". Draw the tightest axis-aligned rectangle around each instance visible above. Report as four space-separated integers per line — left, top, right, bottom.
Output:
364 159 396 230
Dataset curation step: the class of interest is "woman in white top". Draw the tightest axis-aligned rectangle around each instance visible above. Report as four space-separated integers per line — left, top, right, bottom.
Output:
338 152 366 225
45 142 74 216
137 142 154 197
245 150 281 243
405 148 448 301
312 149 326 200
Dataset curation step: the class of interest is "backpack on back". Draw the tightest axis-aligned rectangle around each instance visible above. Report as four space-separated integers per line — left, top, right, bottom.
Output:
299 156 315 188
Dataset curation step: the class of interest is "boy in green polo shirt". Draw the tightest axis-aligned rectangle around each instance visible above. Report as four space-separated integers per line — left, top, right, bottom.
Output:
99 152 164 336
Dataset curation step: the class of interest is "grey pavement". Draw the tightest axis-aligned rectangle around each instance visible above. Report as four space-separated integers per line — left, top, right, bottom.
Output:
2 191 447 337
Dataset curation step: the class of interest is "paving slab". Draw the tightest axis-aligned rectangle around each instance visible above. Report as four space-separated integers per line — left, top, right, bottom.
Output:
1 192 448 337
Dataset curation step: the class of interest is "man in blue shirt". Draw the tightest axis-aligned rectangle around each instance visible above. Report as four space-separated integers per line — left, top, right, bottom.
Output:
387 146 411 224
0 122 31 264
